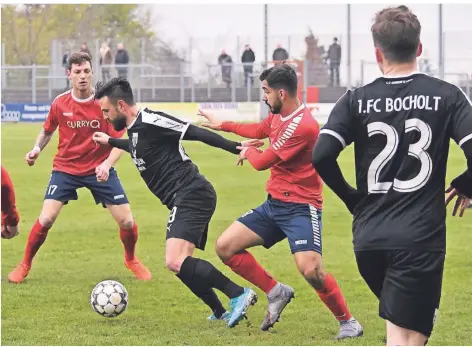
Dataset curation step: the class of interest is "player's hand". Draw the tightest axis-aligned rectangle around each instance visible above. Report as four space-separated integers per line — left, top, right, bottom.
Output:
236 146 262 166
95 161 111 183
240 139 264 148
198 109 223 130
1 225 19 239
445 186 471 217
25 147 40 166
92 132 110 146
236 146 249 166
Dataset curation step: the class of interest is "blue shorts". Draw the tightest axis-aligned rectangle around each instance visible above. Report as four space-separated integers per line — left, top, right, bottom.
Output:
44 169 129 207
237 196 323 254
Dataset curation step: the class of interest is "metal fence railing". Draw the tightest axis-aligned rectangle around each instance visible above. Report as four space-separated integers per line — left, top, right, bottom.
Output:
2 61 326 103
2 60 471 103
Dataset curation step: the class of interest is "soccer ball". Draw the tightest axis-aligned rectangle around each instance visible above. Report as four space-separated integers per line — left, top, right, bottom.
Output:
90 280 128 317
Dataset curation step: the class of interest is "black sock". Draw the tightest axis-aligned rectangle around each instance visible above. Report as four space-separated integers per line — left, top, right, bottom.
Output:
186 256 244 299
177 258 226 317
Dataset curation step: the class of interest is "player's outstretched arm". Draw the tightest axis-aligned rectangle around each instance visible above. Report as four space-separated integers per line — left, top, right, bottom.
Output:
25 129 54 166
198 109 271 139
92 132 130 153
446 87 472 216
446 141 472 216
183 124 264 154
108 139 130 153
237 146 281 170
95 148 125 182
312 135 364 214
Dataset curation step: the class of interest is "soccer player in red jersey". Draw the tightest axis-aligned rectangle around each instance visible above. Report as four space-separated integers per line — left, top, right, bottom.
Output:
1 166 20 239
8 52 151 283
199 64 363 339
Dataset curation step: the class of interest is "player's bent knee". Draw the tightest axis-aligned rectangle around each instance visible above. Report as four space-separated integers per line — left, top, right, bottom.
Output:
165 258 183 273
38 215 56 229
215 237 234 261
296 260 325 287
117 218 134 230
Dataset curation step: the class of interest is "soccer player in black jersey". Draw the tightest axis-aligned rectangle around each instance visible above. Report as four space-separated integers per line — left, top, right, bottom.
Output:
312 5 472 346
92 77 259 328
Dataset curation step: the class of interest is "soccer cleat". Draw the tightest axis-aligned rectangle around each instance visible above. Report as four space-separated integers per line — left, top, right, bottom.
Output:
260 283 295 331
335 318 364 340
208 311 231 323
227 288 258 328
8 262 31 284
124 258 152 281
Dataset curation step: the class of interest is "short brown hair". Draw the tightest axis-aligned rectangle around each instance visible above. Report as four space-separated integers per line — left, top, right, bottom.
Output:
371 5 421 63
68 52 92 70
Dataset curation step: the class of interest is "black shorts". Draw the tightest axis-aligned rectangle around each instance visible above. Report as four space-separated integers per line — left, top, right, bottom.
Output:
165 180 217 250
355 250 445 337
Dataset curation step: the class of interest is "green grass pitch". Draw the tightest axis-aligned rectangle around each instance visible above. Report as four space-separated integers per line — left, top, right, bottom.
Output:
2 123 471 345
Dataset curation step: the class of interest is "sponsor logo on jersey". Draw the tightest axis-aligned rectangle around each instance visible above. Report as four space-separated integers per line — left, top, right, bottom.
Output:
66 120 100 129
132 132 138 148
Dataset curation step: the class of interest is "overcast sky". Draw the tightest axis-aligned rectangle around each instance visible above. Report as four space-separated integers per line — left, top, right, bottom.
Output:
150 3 472 84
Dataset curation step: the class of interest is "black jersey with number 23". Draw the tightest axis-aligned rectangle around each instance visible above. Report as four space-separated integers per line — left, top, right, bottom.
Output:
321 72 472 252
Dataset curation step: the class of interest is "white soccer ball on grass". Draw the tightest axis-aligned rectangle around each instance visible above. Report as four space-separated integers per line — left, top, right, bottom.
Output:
90 280 128 317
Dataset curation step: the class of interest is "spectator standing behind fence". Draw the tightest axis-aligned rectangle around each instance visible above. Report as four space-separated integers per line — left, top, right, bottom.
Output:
62 49 70 89
99 42 113 82
272 44 289 65
241 45 256 87
218 49 233 89
327 37 341 86
115 43 130 79
80 42 92 60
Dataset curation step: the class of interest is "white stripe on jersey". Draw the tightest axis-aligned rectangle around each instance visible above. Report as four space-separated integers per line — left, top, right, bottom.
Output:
140 108 190 161
53 89 71 102
272 114 302 151
459 133 472 148
141 109 190 136
319 129 347 148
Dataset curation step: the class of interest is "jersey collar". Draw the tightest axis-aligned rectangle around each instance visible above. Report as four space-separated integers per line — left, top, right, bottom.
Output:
127 109 141 129
280 103 305 122
71 89 94 103
381 71 424 79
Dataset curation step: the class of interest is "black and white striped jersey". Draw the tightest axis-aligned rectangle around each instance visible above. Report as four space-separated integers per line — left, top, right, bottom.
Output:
320 72 472 251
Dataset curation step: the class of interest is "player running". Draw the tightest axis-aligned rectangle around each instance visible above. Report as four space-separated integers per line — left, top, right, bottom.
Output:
8 52 151 284
92 77 259 328
2 166 20 239
199 64 363 339
312 5 472 345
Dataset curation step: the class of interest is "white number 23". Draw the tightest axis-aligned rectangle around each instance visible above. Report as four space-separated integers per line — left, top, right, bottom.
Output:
367 118 432 194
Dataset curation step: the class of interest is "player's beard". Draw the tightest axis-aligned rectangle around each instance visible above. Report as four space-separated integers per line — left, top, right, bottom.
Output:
267 97 283 114
111 114 128 131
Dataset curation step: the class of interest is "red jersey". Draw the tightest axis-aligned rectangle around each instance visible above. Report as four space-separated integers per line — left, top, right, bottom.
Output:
43 90 125 176
221 104 323 208
1 166 19 227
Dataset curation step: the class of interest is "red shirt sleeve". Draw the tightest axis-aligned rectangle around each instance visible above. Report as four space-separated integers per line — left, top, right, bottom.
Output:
245 147 281 170
221 114 272 139
1 167 19 226
271 125 308 162
43 101 59 133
